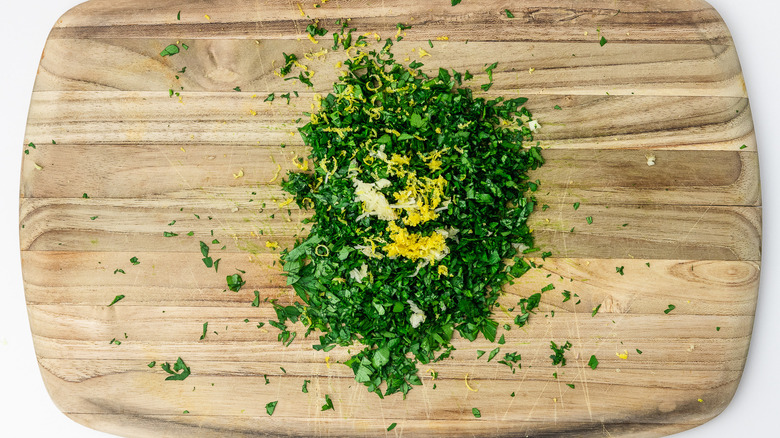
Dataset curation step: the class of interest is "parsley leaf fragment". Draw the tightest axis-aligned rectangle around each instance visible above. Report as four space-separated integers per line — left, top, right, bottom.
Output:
160 357 191 381
108 295 125 306
265 401 278 416
160 44 180 57
321 394 334 411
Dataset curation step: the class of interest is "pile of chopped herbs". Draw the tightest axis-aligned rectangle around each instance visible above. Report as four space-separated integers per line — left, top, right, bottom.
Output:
279 25 544 398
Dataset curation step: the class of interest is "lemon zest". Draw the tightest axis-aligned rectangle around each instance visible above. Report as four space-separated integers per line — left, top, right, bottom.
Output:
269 164 282 183
465 374 478 392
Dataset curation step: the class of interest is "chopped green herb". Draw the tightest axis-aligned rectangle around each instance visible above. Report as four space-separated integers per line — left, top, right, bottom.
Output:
233 86 241 92
716 326 721 331
497 334 505 345
471 407 481 418
561 290 571 302
177 11 181 20
586 216 593 224
588 355 599 370
636 349 643 354
487 347 501 362
740 144 747 150
646 262 650 267
82 193 89 199
148 361 156 368
264 374 270 385
554 105 562 110
573 202 580 210
592 304 601 316
600 36 608 47
549 341 572 366
182 43 188 50
664 304 676 314
387 423 397 431
541 283 555 292
277 24 544 399
566 383 575 389
302 379 311 393
321 394 334 411
160 357 191 381
108 295 125 306
226 274 245 292
199 322 208 340
90 216 98 220
113 269 125 274
476 350 486 359
505 9 515 18
163 231 178 237
265 401 278 416
265 93 275 102
160 44 180 57
130 256 140 265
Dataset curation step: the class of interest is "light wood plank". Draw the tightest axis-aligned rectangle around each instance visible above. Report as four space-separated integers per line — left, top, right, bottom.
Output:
33 38 746 98
19 198 762 260
22 92 756 151
51 0 733 45
21 252 760 315
20 144 761 206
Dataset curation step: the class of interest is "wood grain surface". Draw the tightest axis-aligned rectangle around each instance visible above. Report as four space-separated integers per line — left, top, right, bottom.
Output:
20 0 760 437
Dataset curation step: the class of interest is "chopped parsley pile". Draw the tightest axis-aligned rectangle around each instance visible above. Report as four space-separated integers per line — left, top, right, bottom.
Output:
278 23 545 398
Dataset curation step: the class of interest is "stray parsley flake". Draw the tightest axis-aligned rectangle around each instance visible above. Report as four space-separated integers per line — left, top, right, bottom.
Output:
160 44 180 57
265 401 278 416
472 407 481 418
549 341 572 366
130 257 140 265
588 355 599 370
226 274 245 292
108 295 125 306
664 304 676 314
160 357 191 381
321 394 334 411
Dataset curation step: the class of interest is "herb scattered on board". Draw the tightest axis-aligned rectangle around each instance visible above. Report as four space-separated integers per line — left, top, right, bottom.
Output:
160 357 191 381
387 423 398 431
160 44 180 57
108 295 125 306
226 274 245 292
321 394 334 411
664 304 676 314
302 379 311 393
600 36 608 47
451 0 462 6
549 341 572 366
130 256 140 265
471 407 481 418
265 401 278 416
504 9 514 18
588 355 599 370
278 25 545 399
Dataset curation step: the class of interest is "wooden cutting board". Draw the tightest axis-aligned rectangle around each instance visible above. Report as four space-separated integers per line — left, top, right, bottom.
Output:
20 0 761 436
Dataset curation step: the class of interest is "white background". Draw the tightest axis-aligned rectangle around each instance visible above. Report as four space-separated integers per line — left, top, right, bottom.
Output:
1 1 777 436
